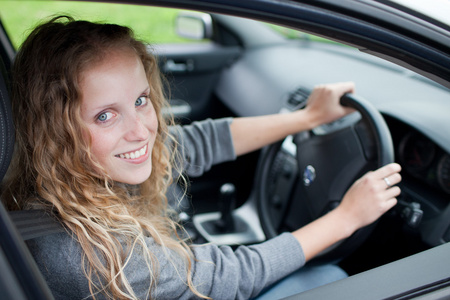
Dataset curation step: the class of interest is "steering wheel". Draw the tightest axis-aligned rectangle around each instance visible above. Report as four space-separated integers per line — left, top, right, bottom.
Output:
257 93 394 260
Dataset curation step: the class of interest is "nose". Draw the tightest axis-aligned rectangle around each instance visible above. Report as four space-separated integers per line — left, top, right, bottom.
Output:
124 113 149 141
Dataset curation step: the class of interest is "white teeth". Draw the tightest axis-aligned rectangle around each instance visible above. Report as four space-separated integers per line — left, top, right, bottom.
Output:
118 145 147 160
140 146 146 156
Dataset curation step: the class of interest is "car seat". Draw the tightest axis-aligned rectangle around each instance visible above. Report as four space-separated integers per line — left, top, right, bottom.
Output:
0 56 55 300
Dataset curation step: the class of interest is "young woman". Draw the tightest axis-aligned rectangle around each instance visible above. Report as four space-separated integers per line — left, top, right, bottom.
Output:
1 16 401 299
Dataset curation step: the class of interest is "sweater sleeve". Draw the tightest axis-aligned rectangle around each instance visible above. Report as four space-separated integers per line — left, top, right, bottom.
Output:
152 233 306 299
27 230 305 299
170 118 237 177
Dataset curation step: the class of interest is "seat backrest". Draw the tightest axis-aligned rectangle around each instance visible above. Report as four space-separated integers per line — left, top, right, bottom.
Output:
0 55 55 299
0 58 14 182
0 55 63 240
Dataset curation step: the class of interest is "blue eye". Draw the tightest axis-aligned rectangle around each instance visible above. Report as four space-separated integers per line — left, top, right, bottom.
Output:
135 96 148 107
97 112 114 123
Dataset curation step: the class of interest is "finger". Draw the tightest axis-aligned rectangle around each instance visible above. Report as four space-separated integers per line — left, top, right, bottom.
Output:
373 163 402 179
383 197 398 211
338 82 355 94
381 173 402 189
330 81 355 96
384 186 401 199
390 173 402 185
314 81 355 95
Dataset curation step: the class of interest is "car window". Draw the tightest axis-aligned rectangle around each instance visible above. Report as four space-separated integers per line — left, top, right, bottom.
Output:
0 0 202 50
269 24 347 46
0 0 344 51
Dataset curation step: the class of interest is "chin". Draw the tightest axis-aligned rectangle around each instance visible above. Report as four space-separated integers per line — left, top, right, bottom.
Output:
116 168 153 186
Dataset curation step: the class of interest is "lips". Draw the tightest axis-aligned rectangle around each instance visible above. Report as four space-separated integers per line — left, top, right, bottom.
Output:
116 144 147 159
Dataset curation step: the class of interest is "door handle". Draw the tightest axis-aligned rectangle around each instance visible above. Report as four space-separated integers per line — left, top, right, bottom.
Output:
163 59 194 73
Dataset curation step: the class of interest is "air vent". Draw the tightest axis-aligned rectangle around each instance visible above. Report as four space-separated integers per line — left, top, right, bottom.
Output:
287 87 310 109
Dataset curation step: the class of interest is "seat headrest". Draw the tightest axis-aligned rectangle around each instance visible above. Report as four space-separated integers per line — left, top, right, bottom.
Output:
0 59 14 182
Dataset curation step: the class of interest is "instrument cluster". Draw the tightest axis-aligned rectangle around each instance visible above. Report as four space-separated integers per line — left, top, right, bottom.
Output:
399 131 450 195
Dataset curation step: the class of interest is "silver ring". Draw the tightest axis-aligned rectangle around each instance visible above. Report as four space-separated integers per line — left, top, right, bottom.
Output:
383 177 391 188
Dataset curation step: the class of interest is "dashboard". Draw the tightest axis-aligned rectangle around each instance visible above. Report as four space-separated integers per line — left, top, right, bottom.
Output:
214 30 450 247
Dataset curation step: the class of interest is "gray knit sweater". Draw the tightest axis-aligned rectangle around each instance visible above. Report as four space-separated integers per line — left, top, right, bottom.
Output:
26 118 305 299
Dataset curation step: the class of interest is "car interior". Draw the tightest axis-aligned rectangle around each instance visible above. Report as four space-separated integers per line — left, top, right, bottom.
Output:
1 1 450 299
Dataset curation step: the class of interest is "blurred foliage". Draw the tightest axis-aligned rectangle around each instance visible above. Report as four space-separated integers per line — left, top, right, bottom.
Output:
0 0 191 49
0 0 338 50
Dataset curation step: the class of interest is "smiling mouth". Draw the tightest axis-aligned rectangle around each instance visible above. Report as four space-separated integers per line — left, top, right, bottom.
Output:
116 144 148 159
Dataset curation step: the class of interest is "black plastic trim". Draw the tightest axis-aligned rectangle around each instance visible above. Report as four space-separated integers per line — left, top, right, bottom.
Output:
285 241 450 299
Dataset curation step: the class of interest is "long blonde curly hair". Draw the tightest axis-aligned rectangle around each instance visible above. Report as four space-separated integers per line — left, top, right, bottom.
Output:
1 16 205 299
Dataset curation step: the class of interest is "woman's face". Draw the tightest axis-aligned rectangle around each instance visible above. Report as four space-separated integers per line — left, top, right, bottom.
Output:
80 49 158 185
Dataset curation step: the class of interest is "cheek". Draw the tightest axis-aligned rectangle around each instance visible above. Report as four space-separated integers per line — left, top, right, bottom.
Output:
145 106 159 134
89 129 114 163
151 113 159 133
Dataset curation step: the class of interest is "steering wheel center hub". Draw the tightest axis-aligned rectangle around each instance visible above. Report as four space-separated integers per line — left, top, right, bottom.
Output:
303 165 316 186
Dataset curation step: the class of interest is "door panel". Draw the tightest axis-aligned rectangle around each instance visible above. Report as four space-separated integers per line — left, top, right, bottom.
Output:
155 43 241 123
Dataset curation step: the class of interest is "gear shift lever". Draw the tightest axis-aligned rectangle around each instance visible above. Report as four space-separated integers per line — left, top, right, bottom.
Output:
193 182 261 245
215 183 236 233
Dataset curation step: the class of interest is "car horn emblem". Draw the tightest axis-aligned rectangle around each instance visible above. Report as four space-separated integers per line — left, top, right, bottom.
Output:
303 165 316 186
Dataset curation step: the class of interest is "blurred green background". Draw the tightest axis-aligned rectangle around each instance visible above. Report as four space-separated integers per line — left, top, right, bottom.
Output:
0 0 189 49
0 0 336 50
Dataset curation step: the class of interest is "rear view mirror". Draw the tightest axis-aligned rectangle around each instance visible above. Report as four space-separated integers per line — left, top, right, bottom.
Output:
175 12 213 40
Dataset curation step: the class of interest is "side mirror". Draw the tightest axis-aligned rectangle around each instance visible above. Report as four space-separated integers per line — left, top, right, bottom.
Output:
175 12 213 40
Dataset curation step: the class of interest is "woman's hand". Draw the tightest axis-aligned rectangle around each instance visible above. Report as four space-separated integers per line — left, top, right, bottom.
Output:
303 82 356 129
335 163 402 235
292 163 401 261
229 82 356 156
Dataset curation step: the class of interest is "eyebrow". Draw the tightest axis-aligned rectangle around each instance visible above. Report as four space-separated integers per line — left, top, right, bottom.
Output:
90 86 150 111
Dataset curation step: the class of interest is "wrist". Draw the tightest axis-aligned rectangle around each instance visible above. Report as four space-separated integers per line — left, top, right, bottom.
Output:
301 107 322 130
328 206 358 239
290 109 320 133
